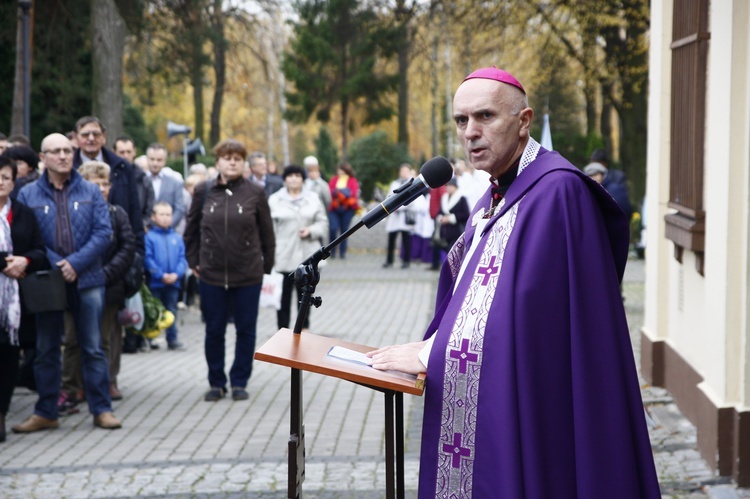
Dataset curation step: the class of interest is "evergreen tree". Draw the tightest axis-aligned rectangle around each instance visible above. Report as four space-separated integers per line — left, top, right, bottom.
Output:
9 0 93 146
315 126 339 177
282 0 399 157
347 130 410 202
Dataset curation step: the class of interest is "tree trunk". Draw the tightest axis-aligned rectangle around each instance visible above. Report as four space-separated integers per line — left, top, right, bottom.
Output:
430 31 439 158
443 41 453 158
397 39 410 147
340 44 349 158
395 0 410 147
600 83 613 152
583 79 596 137
190 38 205 143
272 8 290 165
11 3 32 137
209 0 225 148
618 82 648 205
267 83 275 161
340 96 349 159
92 0 126 146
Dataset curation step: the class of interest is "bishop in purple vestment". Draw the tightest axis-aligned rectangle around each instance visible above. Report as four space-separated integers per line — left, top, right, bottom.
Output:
368 67 660 498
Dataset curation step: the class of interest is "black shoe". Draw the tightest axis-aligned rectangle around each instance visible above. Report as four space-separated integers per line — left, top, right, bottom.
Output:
204 387 226 402
149 340 160 350
401 262 410 269
232 388 249 401
426 266 439 271
382 262 393 268
167 341 185 351
122 344 138 354
57 392 80 416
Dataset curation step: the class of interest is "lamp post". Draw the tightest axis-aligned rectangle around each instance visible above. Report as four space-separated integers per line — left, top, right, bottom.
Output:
18 0 32 139
166 121 192 179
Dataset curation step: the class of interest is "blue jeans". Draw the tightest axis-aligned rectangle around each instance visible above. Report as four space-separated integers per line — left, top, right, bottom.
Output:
35 285 111 419
200 281 261 390
150 286 180 344
329 209 355 257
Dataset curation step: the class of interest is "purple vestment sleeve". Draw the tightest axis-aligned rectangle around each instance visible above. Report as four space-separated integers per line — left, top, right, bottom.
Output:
418 150 660 498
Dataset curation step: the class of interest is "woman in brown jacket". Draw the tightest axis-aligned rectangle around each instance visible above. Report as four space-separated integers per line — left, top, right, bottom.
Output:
183 139 275 402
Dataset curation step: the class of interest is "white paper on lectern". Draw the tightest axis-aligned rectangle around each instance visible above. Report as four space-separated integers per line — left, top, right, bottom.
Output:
326 346 371 366
324 346 420 386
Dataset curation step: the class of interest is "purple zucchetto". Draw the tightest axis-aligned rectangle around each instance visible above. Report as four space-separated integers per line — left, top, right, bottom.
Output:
461 66 525 94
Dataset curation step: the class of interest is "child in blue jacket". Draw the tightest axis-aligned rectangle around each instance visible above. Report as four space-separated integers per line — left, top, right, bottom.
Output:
145 202 188 350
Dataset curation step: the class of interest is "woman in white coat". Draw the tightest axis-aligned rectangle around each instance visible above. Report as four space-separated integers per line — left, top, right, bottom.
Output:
383 164 418 268
268 165 329 331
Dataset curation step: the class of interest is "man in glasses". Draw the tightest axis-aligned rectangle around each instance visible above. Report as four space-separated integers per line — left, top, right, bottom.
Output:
72 117 144 253
13 133 121 433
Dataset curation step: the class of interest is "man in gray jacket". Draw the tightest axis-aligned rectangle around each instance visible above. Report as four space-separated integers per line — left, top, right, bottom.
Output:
146 143 185 229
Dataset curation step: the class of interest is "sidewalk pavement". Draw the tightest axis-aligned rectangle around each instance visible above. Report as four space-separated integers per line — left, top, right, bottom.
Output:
1 218 749 498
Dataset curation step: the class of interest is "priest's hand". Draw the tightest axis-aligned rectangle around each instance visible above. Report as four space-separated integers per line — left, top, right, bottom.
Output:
366 340 428 375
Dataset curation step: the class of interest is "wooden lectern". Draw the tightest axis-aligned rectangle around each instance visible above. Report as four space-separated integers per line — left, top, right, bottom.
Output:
255 328 426 499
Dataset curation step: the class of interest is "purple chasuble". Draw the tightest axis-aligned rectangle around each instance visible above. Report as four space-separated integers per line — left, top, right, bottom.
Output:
418 144 660 498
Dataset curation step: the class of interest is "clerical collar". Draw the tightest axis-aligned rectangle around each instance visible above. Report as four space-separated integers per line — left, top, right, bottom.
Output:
484 157 521 218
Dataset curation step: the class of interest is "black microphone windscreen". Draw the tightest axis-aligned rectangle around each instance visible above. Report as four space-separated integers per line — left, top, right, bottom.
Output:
420 156 454 188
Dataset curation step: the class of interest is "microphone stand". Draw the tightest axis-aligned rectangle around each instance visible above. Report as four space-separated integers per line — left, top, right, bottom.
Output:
285 157 450 497
291 218 364 334
287 218 364 498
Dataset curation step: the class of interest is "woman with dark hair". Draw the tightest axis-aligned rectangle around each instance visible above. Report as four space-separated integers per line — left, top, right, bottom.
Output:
327 162 359 258
1 145 40 199
268 165 328 330
184 139 275 402
0 156 48 442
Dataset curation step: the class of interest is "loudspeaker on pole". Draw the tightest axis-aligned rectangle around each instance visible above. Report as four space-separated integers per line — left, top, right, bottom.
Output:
167 121 191 138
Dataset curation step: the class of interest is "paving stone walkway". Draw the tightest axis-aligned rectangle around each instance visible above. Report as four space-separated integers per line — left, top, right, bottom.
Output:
0 218 748 497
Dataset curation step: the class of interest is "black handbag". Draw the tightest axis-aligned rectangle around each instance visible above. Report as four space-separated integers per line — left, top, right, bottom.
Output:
431 219 449 249
18 268 68 313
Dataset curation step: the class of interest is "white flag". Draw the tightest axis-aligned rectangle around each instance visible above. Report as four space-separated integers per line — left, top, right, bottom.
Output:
540 113 553 150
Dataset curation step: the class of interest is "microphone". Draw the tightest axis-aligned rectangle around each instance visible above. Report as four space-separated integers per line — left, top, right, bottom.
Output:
361 156 453 228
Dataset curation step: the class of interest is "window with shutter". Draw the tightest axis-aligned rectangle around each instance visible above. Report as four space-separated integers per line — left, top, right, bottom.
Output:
665 0 709 275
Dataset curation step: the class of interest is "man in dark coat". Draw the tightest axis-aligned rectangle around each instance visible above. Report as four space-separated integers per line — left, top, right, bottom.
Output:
588 149 633 220
72 117 144 252
114 136 155 232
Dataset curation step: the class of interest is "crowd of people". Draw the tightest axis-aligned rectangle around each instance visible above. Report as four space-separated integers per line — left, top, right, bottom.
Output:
4 121 482 440
0 125 343 438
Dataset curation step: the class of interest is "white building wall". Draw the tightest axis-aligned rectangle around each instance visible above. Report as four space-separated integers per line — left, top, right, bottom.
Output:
646 0 750 409
643 0 673 345
701 0 735 402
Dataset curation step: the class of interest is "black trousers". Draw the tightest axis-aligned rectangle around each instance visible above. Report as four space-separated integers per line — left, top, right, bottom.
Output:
277 272 310 331
0 344 19 414
386 231 412 264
